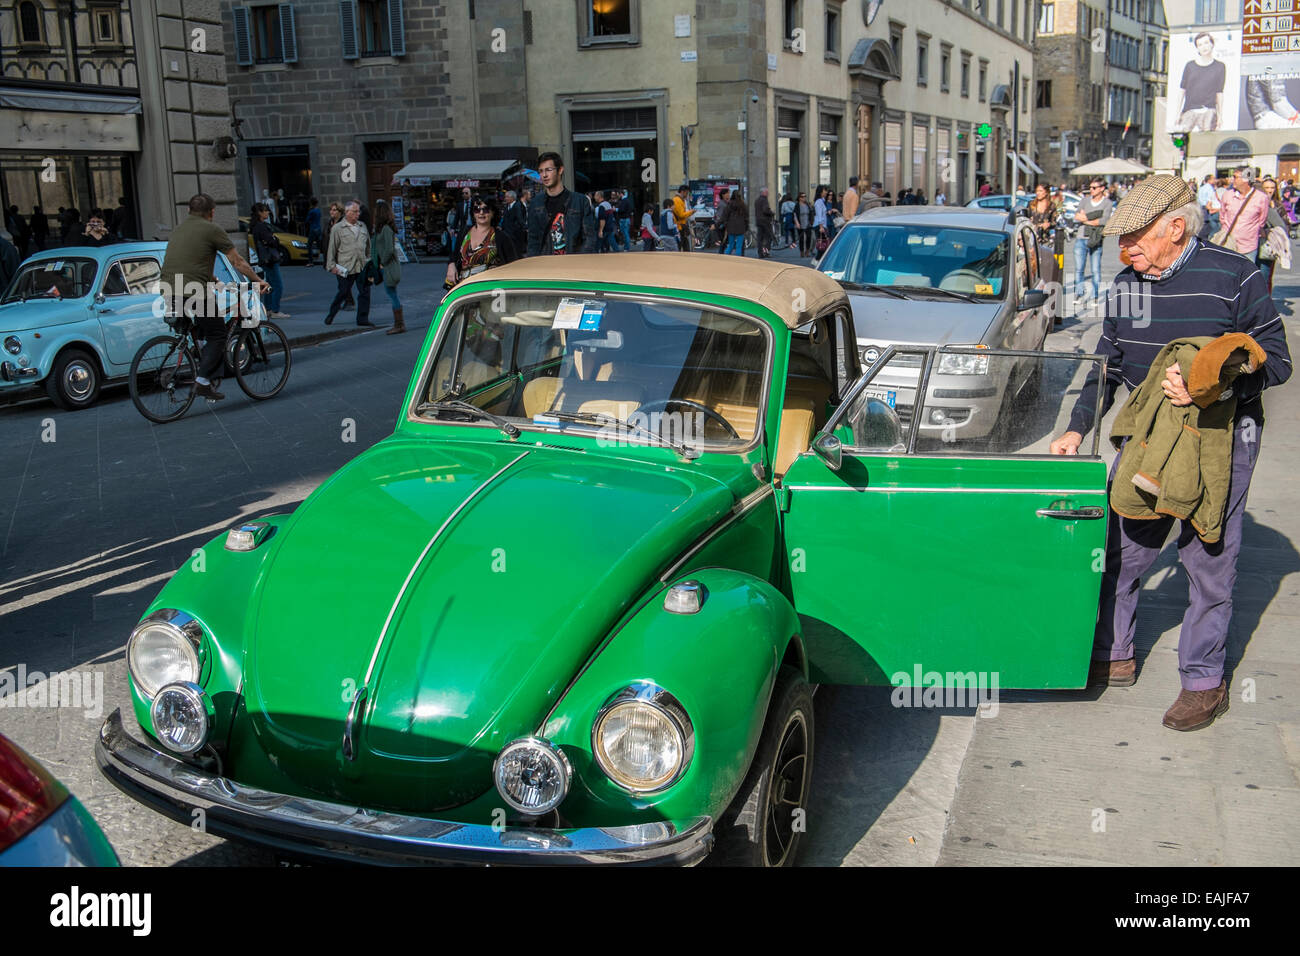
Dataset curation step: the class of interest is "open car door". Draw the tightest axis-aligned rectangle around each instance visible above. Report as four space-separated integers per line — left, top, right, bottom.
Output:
781 346 1109 689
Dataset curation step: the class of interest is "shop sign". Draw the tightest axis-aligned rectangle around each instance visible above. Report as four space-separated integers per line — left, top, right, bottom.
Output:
446 179 481 188
401 177 433 186
601 147 635 162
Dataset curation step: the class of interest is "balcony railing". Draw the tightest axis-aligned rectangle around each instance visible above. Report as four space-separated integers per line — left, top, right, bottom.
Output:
0 0 139 93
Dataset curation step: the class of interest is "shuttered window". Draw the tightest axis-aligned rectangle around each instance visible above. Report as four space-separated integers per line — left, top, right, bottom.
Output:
233 6 253 65
388 0 405 56
235 5 296 64
279 5 298 63
339 0 360 59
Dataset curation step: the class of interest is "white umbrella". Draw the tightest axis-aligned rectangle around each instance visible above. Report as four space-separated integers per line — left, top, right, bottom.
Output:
1070 156 1151 177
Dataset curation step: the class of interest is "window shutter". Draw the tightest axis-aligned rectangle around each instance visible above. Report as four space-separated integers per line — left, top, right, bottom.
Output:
232 6 253 66
279 5 298 63
339 0 359 60
388 0 406 57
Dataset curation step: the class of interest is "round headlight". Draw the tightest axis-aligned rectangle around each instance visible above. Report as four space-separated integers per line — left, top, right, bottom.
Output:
150 682 212 754
127 612 201 698
493 737 572 815
3 335 20 355
592 684 694 793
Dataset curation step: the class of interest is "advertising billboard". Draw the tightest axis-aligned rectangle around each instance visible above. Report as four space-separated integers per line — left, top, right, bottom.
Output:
1167 29 1241 133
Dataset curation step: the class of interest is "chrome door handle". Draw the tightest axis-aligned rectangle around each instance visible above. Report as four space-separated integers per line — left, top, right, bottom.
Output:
1037 506 1105 519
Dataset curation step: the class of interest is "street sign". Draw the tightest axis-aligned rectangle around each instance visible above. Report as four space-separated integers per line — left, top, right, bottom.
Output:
1243 0 1300 74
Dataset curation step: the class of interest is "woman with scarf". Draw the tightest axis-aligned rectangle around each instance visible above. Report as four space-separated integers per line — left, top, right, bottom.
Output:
444 196 519 289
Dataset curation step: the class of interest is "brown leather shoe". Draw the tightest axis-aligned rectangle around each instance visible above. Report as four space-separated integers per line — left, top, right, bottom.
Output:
1162 682 1228 732
1087 656 1136 687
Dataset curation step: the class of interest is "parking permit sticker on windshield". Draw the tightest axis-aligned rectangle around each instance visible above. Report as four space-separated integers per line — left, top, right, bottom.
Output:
974 284 994 295
553 297 605 331
45 261 63 271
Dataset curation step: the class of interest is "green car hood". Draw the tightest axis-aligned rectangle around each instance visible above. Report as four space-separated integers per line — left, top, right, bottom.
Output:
242 438 733 810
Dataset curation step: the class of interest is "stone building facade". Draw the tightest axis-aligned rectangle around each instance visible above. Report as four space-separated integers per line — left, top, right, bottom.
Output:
1032 0 1110 182
0 0 239 242
221 0 534 220
524 0 1039 210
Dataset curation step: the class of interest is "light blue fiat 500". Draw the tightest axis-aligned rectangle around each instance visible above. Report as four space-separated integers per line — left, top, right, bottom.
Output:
0 243 258 411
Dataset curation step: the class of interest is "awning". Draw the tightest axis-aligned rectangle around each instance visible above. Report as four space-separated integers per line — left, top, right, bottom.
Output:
0 86 142 114
391 160 519 185
1010 151 1045 175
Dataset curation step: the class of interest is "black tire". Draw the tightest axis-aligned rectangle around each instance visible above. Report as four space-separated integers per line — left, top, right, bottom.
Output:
45 348 101 410
708 666 814 867
129 334 196 424
233 321 291 400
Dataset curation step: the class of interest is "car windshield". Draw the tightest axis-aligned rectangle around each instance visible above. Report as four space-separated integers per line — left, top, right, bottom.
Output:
818 224 1008 299
2 258 99 304
414 292 770 451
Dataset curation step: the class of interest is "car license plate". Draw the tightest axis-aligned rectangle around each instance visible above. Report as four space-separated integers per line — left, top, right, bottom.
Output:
864 386 897 408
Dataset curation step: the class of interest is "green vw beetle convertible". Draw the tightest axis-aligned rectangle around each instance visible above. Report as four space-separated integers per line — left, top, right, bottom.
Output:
97 255 1111 866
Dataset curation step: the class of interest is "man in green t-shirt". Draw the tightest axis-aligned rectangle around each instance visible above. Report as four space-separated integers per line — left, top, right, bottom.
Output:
160 193 266 401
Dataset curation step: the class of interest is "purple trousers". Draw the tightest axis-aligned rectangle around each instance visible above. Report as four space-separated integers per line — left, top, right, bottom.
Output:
1093 413 1261 690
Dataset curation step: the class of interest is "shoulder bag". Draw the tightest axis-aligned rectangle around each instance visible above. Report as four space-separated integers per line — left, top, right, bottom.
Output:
1210 188 1261 248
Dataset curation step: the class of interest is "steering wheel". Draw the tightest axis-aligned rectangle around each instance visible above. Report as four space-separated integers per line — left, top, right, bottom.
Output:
939 268 989 289
635 398 740 440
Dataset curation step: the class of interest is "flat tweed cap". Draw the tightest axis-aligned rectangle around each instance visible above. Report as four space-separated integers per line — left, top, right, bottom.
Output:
1104 174 1197 236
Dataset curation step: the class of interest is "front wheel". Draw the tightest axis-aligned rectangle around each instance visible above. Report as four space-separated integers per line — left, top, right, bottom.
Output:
45 348 101 410
708 666 814 867
233 322 291 400
129 335 196 423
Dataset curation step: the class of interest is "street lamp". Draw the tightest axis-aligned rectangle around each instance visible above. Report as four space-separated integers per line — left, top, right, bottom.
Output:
741 88 759 201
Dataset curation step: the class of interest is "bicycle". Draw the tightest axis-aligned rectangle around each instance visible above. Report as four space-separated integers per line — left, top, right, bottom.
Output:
128 298 291 423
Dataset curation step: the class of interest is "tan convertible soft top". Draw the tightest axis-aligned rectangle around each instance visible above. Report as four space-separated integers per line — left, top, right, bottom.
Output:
454 253 849 330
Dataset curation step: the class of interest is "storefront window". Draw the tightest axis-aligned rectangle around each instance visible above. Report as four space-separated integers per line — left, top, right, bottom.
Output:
935 128 951 200
778 107 804 197
1 153 134 242
818 114 840 188
883 122 901 198
912 122 927 195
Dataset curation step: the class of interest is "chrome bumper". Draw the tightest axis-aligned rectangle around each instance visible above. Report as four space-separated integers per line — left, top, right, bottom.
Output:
0 361 39 382
96 710 712 866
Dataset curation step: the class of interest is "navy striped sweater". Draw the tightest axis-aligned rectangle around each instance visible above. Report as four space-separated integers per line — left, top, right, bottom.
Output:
1067 238 1293 436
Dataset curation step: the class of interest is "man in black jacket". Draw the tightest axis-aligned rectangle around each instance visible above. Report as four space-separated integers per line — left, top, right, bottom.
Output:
526 152 597 256
501 190 527 251
754 188 775 258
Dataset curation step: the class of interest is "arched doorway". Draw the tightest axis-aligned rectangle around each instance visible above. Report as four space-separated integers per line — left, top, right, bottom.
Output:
1278 143 1300 181
1216 137 1252 175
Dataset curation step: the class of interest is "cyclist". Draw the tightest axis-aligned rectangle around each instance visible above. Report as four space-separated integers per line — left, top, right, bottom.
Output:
160 193 267 401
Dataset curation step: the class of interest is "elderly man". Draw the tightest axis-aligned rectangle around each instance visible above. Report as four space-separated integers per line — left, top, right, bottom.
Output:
1218 165 1269 255
323 200 375 327
1050 175 1292 731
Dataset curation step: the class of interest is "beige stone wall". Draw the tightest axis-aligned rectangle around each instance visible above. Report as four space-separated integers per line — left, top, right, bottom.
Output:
133 0 237 239
524 2 699 190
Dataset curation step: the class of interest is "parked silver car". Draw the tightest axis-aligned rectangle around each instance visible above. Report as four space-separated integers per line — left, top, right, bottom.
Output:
816 206 1050 441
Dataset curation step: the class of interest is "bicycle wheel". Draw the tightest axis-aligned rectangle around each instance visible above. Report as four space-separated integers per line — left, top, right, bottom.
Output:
129 334 197 424
233 322 292 400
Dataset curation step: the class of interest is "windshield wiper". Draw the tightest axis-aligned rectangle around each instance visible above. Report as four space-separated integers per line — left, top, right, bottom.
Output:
841 281 910 300
415 399 520 439
893 285 978 303
539 410 700 461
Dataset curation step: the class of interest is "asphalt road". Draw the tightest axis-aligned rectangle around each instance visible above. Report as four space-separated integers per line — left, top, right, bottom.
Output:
2 241 1297 867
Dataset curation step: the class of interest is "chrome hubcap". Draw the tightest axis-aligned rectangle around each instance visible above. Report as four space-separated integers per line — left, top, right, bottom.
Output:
65 362 94 400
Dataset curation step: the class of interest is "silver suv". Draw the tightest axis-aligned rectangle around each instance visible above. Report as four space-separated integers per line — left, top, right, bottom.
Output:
816 206 1050 440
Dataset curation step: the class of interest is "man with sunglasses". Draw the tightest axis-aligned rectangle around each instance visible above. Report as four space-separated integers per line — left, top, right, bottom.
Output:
525 152 597 256
1073 179 1113 305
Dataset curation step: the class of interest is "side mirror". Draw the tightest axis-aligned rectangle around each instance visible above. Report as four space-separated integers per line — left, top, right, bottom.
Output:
94 292 106 305
812 433 843 471
1019 288 1048 311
